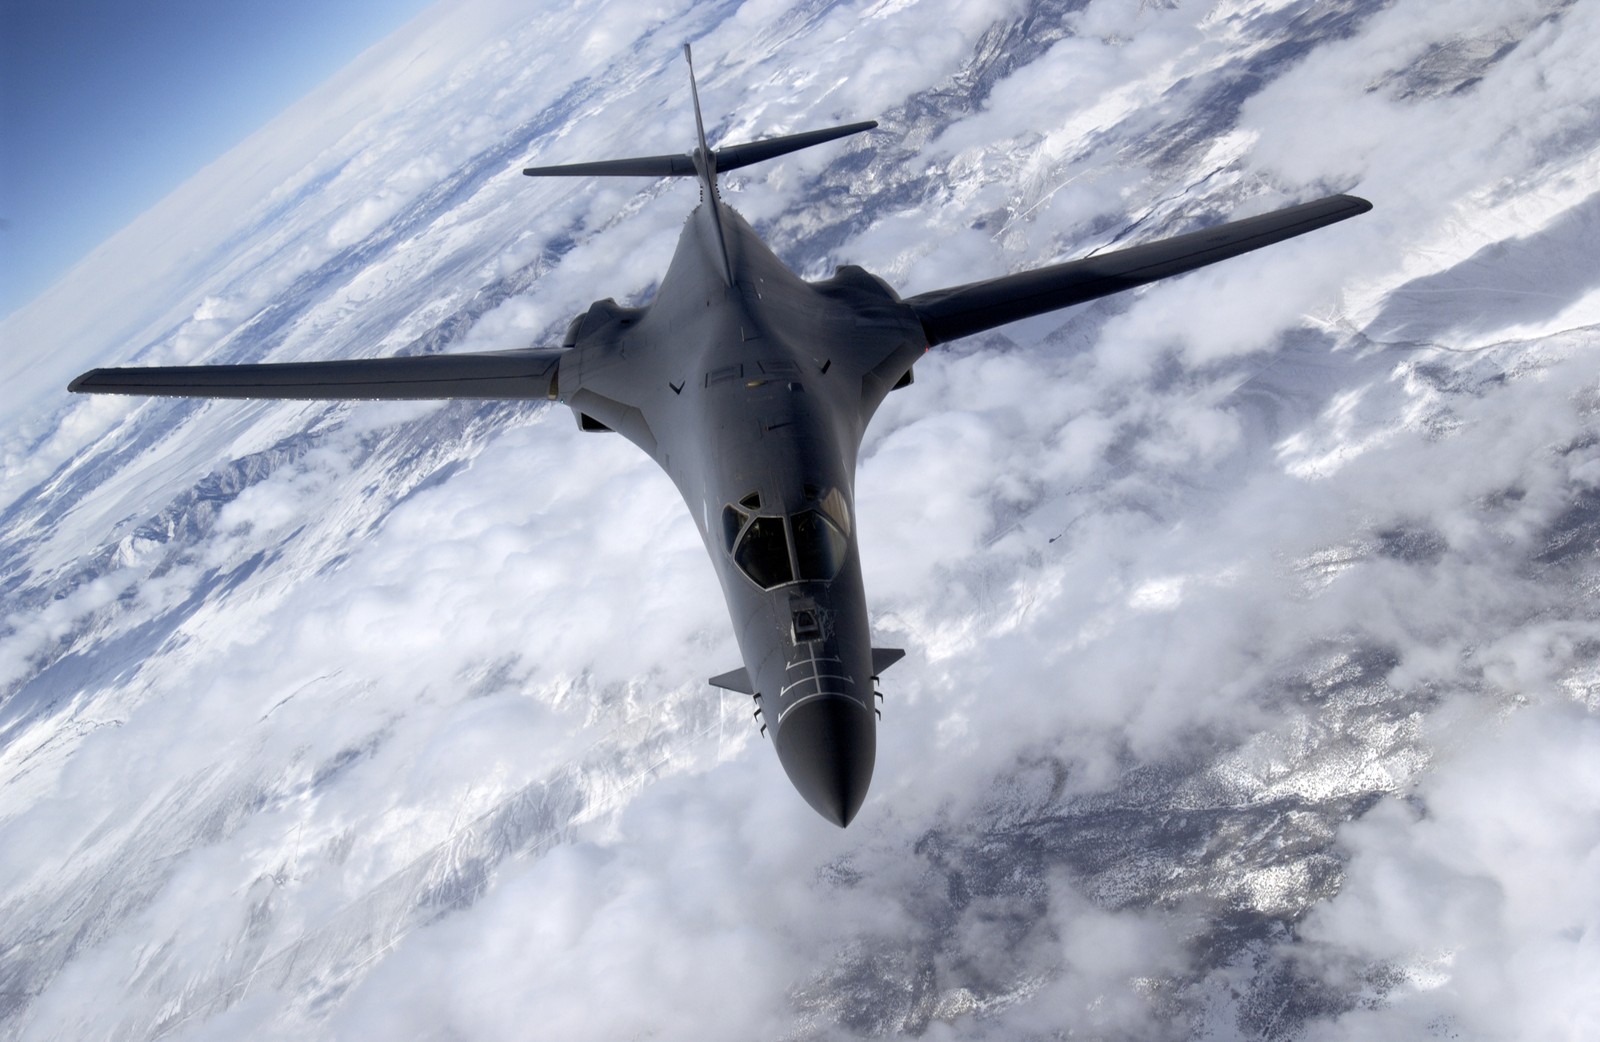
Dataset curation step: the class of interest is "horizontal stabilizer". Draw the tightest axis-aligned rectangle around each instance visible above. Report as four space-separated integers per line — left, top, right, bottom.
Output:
521 122 876 179
714 121 878 172
871 648 905 676
523 154 697 178
709 667 754 694
711 648 902 694
68 349 564 400
906 194 1372 346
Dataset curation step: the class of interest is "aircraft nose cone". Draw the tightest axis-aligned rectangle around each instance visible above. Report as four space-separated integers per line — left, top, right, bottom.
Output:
773 696 876 827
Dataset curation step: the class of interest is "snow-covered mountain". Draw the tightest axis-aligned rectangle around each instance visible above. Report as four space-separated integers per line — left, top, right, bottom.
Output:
2 0 1596 1038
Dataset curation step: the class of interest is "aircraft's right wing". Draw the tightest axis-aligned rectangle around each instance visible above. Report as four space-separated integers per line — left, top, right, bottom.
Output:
903 194 1372 346
68 349 564 400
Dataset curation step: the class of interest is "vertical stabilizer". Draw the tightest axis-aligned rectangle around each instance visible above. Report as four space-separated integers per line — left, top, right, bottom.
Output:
683 43 714 183
682 43 734 286
520 45 877 290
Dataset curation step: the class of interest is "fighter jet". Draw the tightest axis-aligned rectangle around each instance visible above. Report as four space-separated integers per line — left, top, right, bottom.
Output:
69 46 1371 826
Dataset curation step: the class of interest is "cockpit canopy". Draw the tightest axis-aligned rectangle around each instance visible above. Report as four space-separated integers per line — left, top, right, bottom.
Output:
722 490 850 590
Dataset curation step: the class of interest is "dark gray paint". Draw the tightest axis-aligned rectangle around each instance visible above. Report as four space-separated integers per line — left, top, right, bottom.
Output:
68 48 1370 826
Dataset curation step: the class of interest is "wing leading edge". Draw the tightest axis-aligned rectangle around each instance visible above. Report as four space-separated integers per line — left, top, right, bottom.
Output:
904 194 1372 346
68 349 564 400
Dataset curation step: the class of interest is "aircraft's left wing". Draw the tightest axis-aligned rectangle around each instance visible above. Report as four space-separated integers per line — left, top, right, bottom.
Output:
904 194 1371 346
68 349 564 400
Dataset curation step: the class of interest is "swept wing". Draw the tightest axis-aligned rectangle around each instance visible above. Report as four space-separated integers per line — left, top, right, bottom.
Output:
67 350 564 400
905 194 1372 345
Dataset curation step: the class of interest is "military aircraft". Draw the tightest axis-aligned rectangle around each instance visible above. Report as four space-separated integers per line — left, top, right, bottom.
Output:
69 46 1371 826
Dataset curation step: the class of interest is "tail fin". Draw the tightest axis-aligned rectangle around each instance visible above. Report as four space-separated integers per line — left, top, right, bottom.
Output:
680 44 735 285
521 46 875 182
683 42 714 192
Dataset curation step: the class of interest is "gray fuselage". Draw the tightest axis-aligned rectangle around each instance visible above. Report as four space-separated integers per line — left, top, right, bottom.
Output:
556 198 924 825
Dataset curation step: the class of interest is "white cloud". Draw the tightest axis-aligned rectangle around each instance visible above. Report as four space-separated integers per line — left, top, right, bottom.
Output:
1298 704 1600 1040
2 0 1598 1038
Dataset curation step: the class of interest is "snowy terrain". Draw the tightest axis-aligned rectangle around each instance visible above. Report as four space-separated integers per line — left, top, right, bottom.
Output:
2 0 1597 1038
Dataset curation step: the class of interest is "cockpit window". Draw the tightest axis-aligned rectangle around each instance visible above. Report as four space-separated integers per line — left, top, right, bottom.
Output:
725 487 851 589
819 488 851 536
734 516 794 588
721 505 748 551
792 510 847 581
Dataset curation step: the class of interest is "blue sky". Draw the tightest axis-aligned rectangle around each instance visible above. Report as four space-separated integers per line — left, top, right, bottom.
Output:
0 0 433 318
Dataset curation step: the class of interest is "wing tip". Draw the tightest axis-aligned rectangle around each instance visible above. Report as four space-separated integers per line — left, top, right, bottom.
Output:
1334 192 1374 215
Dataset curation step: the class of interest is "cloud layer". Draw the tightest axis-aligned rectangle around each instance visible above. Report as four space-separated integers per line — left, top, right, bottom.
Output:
2 0 1597 1038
